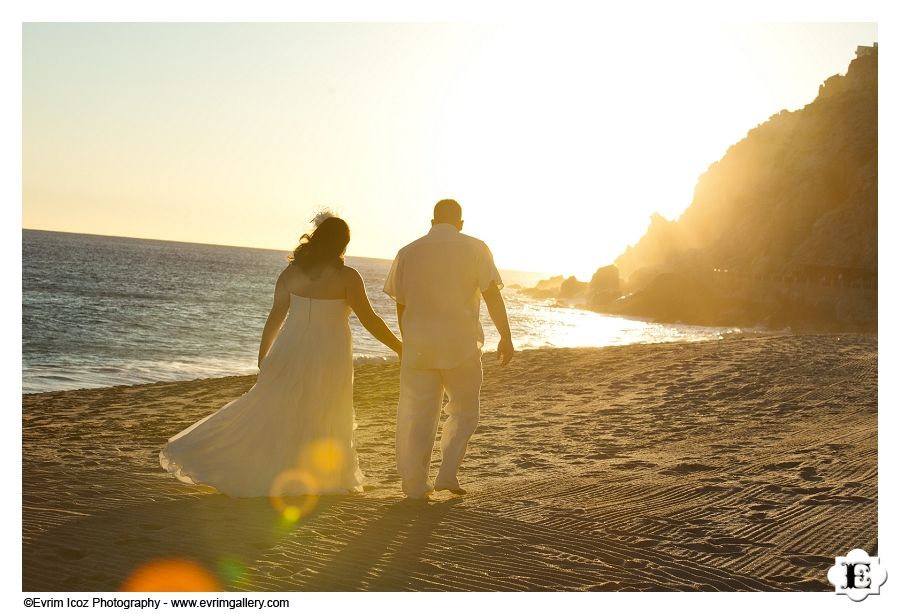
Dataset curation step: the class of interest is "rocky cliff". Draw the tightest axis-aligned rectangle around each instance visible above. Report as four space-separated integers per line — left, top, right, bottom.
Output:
606 46 878 331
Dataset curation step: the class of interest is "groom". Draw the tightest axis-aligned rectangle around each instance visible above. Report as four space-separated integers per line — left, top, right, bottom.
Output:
384 199 514 499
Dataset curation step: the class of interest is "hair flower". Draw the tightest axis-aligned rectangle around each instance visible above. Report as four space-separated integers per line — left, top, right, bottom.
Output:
311 209 338 228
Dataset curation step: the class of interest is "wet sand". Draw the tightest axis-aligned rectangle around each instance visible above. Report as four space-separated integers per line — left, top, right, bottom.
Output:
22 334 877 591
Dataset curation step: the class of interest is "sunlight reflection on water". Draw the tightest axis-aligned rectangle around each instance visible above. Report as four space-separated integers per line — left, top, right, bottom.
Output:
490 292 737 352
23 230 741 393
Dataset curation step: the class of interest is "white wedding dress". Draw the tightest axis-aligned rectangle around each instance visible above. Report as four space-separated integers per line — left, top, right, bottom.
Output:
159 295 364 497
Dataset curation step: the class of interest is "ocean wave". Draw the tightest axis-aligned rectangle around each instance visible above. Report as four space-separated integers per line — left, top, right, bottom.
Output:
23 230 738 394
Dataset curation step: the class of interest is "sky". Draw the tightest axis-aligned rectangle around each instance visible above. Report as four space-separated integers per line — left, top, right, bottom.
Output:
23 21 878 278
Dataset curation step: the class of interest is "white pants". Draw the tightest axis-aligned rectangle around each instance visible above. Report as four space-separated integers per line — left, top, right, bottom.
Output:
396 352 483 496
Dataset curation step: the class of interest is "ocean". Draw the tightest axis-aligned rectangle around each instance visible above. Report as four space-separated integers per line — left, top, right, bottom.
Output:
22 229 737 393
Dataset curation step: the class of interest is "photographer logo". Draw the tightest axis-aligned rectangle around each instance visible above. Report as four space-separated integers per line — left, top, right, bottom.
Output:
827 549 887 601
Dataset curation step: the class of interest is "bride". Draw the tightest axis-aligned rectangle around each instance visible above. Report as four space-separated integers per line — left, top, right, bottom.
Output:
160 213 401 497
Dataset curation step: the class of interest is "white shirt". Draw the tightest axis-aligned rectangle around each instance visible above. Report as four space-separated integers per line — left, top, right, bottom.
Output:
384 224 504 370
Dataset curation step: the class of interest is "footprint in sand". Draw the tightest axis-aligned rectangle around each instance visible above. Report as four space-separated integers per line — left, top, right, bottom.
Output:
682 542 743 555
588 451 620 460
788 554 834 567
660 463 717 475
761 461 801 471
612 460 657 470
802 493 872 506
57 547 87 561
798 467 822 482
694 484 731 494
749 502 778 511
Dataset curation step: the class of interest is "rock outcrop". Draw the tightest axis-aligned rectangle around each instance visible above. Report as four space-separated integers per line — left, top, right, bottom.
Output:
605 46 877 331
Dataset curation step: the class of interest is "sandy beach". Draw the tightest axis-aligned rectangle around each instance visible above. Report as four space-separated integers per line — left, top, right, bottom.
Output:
22 334 876 591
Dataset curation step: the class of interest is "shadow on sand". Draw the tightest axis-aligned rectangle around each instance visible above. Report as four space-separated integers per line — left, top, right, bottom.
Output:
23 494 463 591
24 487 803 591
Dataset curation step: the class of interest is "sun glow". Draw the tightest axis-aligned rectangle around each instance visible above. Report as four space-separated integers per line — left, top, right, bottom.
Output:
121 558 221 592
430 22 878 279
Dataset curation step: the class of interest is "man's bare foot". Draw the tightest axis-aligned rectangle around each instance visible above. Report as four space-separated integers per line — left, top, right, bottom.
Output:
402 480 434 500
434 482 467 495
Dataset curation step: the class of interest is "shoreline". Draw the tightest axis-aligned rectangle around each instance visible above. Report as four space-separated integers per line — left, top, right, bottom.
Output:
23 335 877 591
21 329 812 397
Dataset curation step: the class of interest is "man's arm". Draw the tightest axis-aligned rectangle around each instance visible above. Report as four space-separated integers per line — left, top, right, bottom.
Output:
482 282 514 365
384 251 405 339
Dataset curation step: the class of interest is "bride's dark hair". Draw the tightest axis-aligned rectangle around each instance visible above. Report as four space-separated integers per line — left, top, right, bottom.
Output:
289 215 350 275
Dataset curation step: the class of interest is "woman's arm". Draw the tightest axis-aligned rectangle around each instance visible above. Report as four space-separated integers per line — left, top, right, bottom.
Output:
258 268 291 367
343 267 402 355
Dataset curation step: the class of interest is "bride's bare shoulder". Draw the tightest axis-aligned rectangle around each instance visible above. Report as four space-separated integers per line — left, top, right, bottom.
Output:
339 264 363 283
340 265 371 293
276 263 301 285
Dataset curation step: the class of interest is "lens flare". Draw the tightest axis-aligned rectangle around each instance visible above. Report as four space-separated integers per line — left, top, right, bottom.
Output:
269 469 319 521
267 439 349 523
296 438 347 492
216 556 248 586
309 439 344 473
121 558 221 592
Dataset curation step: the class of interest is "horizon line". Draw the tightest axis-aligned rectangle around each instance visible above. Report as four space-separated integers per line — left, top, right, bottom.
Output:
21 226 390 261
21 226 554 276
